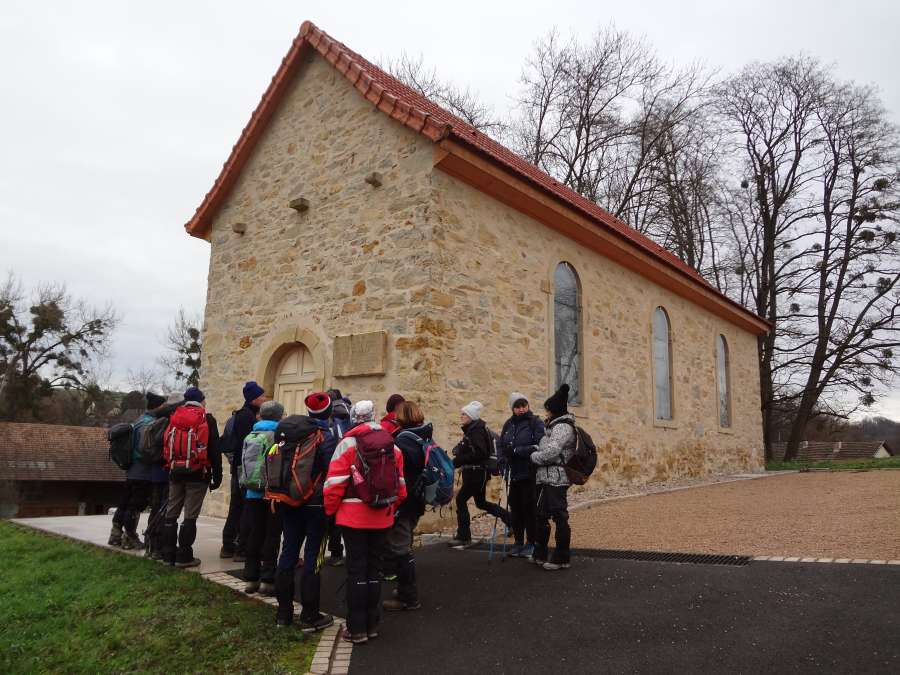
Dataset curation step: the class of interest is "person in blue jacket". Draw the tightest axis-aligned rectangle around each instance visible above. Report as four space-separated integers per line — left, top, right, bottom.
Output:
499 392 545 558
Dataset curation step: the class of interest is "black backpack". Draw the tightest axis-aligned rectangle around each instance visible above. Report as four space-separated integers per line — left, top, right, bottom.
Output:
559 420 597 485
219 410 240 460
108 423 134 470
138 416 169 465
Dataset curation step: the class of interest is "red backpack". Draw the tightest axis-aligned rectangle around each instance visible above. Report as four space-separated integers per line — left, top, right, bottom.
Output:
163 404 210 475
349 428 401 508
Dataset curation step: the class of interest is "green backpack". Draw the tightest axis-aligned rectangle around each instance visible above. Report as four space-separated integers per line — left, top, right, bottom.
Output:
240 430 275 490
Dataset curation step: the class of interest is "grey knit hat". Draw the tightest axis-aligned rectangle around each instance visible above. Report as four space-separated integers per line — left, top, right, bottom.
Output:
461 401 483 421
260 400 285 422
508 392 528 409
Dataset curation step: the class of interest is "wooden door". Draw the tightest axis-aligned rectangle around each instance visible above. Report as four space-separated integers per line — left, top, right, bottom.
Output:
273 343 316 415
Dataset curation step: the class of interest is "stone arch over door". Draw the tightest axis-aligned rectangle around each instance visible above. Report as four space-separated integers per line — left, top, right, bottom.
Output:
256 321 327 415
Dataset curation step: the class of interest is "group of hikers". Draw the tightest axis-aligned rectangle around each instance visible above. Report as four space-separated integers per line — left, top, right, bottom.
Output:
108 379 587 644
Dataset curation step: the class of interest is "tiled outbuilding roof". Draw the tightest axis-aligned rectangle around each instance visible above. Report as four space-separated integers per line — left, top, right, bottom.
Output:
0 422 124 482
771 440 894 462
184 21 766 333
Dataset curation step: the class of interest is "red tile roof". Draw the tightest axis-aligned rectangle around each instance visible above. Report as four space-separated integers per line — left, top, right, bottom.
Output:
0 422 124 482
184 20 761 328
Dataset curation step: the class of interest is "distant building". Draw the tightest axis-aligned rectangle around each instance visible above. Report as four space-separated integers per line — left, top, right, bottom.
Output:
771 440 896 462
0 422 123 518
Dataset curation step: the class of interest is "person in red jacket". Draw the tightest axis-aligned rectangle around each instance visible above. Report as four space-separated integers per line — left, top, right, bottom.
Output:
379 393 404 434
324 399 407 644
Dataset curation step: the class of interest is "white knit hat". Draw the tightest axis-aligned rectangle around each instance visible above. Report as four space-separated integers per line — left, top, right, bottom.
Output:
508 392 528 409
461 401 483 421
352 400 375 423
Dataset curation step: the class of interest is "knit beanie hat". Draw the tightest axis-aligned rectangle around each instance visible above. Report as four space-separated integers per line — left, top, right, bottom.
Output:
352 400 375 423
260 400 285 422
461 401 483 421
243 380 265 403
508 392 528 409
543 383 570 417
184 387 205 403
146 392 166 410
386 394 405 413
305 391 333 420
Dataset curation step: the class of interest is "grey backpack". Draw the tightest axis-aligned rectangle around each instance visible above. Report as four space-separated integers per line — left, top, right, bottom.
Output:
240 430 275 490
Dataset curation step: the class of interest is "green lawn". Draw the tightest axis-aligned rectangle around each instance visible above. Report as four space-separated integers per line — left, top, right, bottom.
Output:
0 521 317 674
766 456 900 471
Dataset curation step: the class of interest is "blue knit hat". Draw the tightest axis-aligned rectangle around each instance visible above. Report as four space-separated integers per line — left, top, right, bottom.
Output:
184 387 205 403
243 380 265 402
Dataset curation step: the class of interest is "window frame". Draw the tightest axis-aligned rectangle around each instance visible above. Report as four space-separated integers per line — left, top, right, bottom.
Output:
651 306 676 426
551 260 584 408
716 334 733 430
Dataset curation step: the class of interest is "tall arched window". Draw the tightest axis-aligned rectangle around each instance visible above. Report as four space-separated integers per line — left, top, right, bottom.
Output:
717 335 731 427
652 307 673 420
554 262 581 405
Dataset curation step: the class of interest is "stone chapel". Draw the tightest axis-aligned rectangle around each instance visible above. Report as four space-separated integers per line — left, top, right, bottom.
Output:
184 21 769 518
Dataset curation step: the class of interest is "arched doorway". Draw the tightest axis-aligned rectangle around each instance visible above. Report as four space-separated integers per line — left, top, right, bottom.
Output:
273 343 317 415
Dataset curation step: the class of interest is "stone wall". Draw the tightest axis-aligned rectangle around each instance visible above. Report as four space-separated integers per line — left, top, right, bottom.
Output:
196 49 764 522
199 55 443 516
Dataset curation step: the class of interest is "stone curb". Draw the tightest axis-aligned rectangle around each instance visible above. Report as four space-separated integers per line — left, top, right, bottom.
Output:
752 556 900 566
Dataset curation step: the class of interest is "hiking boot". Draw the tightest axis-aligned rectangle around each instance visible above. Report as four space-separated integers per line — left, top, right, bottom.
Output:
542 561 571 571
326 555 344 567
520 544 535 559
508 544 525 557
244 580 260 594
219 545 235 559
175 557 201 569
107 524 123 547
299 613 334 634
366 625 380 639
258 582 275 596
121 533 143 550
448 538 472 548
341 628 368 644
529 554 547 565
383 598 421 611
232 551 247 563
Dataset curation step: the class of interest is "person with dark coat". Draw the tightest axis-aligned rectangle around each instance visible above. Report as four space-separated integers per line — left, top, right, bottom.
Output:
383 401 429 611
161 387 223 568
449 401 511 547
221 380 267 560
144 392 182 559
108 391 167 549
530 383 577 570
325 389 351 566
499 392 545 558
273 393 338 633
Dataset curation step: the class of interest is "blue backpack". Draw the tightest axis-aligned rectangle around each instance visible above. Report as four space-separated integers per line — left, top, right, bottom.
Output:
397 431 455 507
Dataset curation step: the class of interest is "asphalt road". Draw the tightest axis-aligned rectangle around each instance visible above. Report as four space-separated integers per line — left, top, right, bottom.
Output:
336 545 899 674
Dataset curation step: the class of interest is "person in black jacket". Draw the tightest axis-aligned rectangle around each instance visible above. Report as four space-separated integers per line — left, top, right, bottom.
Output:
220 380 267 560
449 401 511 547
161 387 222 568
499 392 545 558
383 401 429 611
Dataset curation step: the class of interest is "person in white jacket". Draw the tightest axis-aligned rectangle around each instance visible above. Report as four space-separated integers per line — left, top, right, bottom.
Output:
530 383 576 570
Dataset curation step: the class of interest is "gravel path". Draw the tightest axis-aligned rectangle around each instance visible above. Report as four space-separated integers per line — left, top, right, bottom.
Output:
568 470 900 560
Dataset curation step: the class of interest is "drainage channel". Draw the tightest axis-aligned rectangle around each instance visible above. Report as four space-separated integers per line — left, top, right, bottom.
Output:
461 544 752 567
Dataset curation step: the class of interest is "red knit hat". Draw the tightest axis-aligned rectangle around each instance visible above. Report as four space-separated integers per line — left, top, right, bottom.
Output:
305 391 333 419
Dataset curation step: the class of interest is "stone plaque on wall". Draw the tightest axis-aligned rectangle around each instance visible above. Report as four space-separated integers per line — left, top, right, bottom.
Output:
333 331 387 377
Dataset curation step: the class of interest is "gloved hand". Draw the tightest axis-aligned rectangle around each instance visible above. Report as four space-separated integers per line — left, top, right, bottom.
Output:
209 476 222 491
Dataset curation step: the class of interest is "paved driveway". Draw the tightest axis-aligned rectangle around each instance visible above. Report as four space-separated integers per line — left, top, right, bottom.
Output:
348 545 900 674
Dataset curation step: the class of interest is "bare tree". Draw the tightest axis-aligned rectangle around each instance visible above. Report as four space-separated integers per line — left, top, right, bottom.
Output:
158 308 202 388
126 365 166 395
383 52 505 137
0 273 118 421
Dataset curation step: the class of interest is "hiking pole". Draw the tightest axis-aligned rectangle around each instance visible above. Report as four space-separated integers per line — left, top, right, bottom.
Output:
500 471 511 562
488 515 498 564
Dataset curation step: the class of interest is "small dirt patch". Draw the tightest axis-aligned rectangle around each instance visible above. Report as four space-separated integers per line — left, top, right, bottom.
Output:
569 471 900 560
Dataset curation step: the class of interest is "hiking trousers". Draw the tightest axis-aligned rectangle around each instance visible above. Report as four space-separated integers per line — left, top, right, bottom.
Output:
384 513 419 604
221 461 245 552
343 526 388 635
534 483 570 564
508 475 536 546
278 502 327 621
242 498 282 583
163 480 208 564
455 467 510 541
112 479 151 536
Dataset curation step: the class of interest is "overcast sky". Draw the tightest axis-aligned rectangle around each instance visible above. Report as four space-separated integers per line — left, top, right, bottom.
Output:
3 0 900 416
